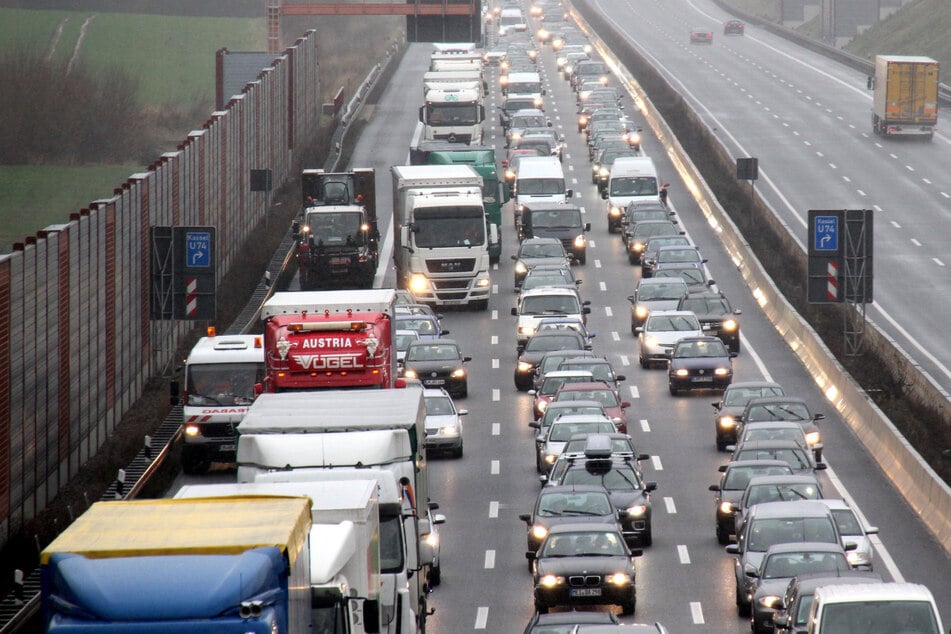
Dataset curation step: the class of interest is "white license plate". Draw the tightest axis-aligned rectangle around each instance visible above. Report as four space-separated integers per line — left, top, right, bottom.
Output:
691 376 714 383
330 257 349 265
570 588 602 597
219 444 235 452
424 379 446 386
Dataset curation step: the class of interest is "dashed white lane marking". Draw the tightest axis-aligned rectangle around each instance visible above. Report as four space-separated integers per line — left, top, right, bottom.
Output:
491 309 498 320
605 306 613 317
629 385 640 399
678 545 691 564
619 355 630 366
934 258 946 267
595 259 602 268
890 221 901 229
492 388 500 401
475 606 489 629
491 335 498 345
491 460 500 475
691 602 705 624
484 550 496 569
651 456 663 471
599 281 607 291
492 358 499 369
612 331 620 342
489 501 499 518
664 497 677 514
640 419 651 432
911 239 922 247
492 423 500 436
857 190 866 197
491 284 498 295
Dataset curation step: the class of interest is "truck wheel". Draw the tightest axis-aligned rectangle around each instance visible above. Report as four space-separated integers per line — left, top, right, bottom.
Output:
181 446 210 475
472 299 489 312
429 564 441 586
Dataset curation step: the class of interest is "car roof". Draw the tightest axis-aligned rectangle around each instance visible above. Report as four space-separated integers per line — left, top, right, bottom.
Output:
814 582 936 604
539 483 613 496
521 237 563 245
747 500 834 519
546 521 623 534
422 387 452 398
746 396 810 406
745 474 820 487
557 381 615 391
637 276 688 287
543 370 595 379
529 611 619 626
549 414 614 425
723 459 792 470
735 439 808 450
791 572 883 594
520 286 581 298
763 541 847 555
545 399 604 409
646 310 697 320
726 381 785 390
408 338 459 347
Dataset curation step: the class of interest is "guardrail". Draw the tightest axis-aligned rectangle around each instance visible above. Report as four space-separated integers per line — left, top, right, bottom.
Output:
709 0 951 105
0 41 404 634
569 0 951 554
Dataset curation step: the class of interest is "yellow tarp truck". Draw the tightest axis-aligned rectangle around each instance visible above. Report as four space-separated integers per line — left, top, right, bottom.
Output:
871 55 939 139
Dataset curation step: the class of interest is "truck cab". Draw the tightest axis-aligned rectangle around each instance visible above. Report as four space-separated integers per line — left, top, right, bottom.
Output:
419 86 485 145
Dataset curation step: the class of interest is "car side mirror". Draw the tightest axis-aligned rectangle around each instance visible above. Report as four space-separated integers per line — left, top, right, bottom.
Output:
529 421 540 429
441 330 450 336
518 513 531 523
511 255 518 260
565 189 574 198
621 401 631 409
730 352 738 358
709 484 721 492
526 551 536 560
511 307 518 316
726 544 740 554
718 465 728 473
458 409 468 416
539 474 548 484
601 190 608 200
774 614 789 628
583 307 591 315
644 481 657 492
815 462 828 470
464 356 472 362
616 375 626 382
814 413 826 421
584 222 591 232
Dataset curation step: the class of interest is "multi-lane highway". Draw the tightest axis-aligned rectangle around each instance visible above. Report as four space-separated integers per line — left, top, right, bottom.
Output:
171 3 950 631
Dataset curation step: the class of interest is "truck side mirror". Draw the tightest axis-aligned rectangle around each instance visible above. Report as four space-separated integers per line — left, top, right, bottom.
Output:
418 105 426 123
565 189 574 198
601 190 608 200
168 380 180 406
867 75 874 90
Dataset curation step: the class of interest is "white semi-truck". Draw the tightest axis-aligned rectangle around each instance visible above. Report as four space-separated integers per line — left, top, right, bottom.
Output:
391 164 494 310
419 86 485 145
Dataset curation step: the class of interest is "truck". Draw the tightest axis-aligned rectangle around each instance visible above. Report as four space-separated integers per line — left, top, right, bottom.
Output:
418 86 485 145
176 480 384 634
177 330 265 474
260 289 397 392
422 70 486 99
41 496 311 633
392 164 494 310
295 169 380 289
408 139 508 263
869 55 939 139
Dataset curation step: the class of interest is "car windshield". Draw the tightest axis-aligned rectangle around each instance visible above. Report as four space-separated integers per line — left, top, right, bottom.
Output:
541 530 625 557
736 448 812 470
658 248 700 263
637 283 685 301
305 210 364 244
186 362 264 406
742 427 806 444
761 551 849 579
745 483 820 506
531 209 581 228
518 178 565 195
413 206 486 248
561 363 614 382
424 395 454 415
674 340 727 358
682 297 732 315
658 268 705 285
540 375 588 396
395 334 417 351
537 491 613 517
563 464 642 491
564 437 632 454
646 314 701 332
395 318 438 336
747 518 838 551
513 115 547 127
645 237 689 253
522 272 573 290
541 405 604 426
558 389 618 407
723 465 793 490
521 295 580 314
747 403 811 422
549 421 615 441
526 334 583 352
406 344 460 362
723 386 785 407
610 177 657 197
819 602 940 634
633 223 679 240
520 243 566 258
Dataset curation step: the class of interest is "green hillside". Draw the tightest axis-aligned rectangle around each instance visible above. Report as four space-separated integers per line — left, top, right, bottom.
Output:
844 0 951 71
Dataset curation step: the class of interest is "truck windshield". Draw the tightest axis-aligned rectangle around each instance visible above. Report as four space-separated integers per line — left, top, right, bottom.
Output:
185 362 263 406
508 82 542 95
610 177 658 196
427 103 480 125
305 211 363 245
518 178 565 195
413 207 486 248
531 209 581 228
380 515 406 574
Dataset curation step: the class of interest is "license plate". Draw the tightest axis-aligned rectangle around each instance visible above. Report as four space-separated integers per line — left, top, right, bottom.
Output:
570 588 602 597
330 257 349 265
692 376 714 383
702 325 713 330
219 444 235 452
424 379 446 386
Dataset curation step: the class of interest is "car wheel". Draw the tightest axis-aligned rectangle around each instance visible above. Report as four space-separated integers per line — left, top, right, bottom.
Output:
716 524 731 545
472 299 489 312
620 599 636 616
731 339 741 354
429 564 441 587
628 251 638 264
640 356 649 369
716 438 728 452
737 588 751 617
669 385 679 396
534 602 548 615
577 255 586 265
454 443 464 459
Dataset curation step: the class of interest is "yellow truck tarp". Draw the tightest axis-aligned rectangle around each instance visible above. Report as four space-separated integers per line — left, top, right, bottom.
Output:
40 496 311 567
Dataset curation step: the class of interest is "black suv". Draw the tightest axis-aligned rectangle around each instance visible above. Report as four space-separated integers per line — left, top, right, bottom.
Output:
677 291 742 353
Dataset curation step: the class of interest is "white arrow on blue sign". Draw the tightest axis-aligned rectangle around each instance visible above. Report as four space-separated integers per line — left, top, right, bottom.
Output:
813 215 838 252
185 231 212 268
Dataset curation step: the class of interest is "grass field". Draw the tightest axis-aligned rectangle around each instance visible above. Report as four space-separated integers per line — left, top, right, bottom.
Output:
0 165 141 249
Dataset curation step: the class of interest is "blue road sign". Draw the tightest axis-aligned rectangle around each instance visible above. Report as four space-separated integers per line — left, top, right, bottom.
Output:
814 215 838 252
185 231 212 268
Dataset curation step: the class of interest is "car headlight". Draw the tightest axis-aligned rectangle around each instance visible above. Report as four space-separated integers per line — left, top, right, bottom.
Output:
423 531 439 548
609 206 622 217
573 235 586 247
403 369 419 379
505 168 516 180
805 431 821 446
599 75 608 85
451 368 467 378
757 595 783 609
714 367 731 376
632 242 645 252
722 318 738 332
584 44 593 53
538 29 548 39
539 574 564 588
598 167 609 177
592 164 601 173
515 261 528 274
643 336 658 348
476 275 491 288
537 400 549 413
674 368 689 377
605 572 632 585
440 424 460 437
501 60 510 70
533 96 544 108
544 452 558 464
718 415 736 428
627 504 648 517
564 65 573 74
184 424 200 437
510 131 522 142
846 550 871 567
719 501 734 514
409 274 430 293
517 361 534 373
518 325 536 337
500 75 509 85
635 306 648 319
627 132 641 145
531 525 549 540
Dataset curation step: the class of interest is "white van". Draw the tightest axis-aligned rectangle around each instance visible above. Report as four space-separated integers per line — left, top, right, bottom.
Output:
498 8 527 36
503 71 545 108
808 582 945 634
602 156 668 232
513 156 573 223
